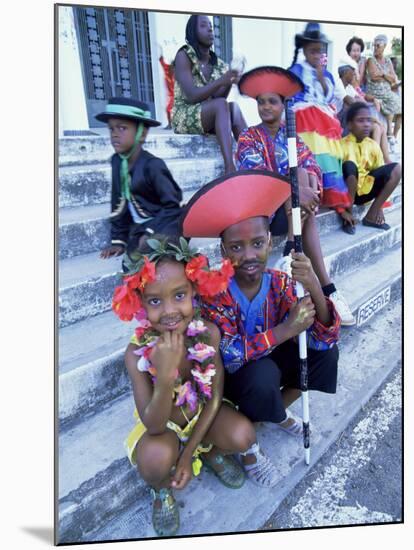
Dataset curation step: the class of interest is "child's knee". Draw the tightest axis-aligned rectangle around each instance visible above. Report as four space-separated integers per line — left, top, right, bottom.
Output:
136 437 178 482
391 163 401 180
228 415 257 452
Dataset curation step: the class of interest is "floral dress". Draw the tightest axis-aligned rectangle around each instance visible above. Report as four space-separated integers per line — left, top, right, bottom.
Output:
365 56 401 116
172 44 228 134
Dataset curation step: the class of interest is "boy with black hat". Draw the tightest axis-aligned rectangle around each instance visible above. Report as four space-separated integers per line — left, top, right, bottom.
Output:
181 170 340 442
96 97 183 258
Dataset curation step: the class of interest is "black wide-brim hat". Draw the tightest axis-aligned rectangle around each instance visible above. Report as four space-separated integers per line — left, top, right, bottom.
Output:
238 66 304 99
95 97 161 127
181 170 291 238
295 22 329 48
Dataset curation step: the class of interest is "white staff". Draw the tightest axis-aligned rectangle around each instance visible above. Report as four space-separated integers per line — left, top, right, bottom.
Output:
285 97 310 465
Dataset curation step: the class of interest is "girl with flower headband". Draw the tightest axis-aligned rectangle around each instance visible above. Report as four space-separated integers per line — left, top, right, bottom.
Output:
113 235 279 537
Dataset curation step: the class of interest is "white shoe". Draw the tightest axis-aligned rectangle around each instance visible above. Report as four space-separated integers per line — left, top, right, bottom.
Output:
329 290 356 326
275 254 292 277
240 443 280 488
276 409 304 437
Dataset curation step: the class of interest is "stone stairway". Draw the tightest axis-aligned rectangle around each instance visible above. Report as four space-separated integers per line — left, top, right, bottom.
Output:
57 130 402 543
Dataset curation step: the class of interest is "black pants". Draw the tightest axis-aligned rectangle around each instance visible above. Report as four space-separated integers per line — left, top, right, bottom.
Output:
342 161 397 204
224 341 339 423
126 210 183 256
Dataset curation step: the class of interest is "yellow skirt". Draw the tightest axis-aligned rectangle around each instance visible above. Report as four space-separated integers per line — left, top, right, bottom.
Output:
124 404 213 474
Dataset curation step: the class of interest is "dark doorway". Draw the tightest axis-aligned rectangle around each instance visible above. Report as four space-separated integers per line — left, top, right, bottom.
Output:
74 6 155 127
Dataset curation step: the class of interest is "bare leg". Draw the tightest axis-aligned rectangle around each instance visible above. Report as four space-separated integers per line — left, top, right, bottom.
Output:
302 213 331 287
201 97 235 173
202 404 257 467
135 430 180 490
393 114 402 140
385 114 394 137
376 122 392 163
295 168 331 287
364 164 401 224
281 387 301 408
341 172 358 228
229 101 247 140
371 120 381 146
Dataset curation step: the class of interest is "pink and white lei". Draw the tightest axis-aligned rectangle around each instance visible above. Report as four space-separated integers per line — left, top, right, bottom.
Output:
133 313 216 412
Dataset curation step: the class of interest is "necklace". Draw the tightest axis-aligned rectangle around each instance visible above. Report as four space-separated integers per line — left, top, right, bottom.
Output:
132 309 216 412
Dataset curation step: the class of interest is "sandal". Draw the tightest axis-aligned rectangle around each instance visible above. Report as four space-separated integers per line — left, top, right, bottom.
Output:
362 217 391 231
241 443 280 488
342 219 356 235
150 487 180 537
276 409 304 437
203 453 245 489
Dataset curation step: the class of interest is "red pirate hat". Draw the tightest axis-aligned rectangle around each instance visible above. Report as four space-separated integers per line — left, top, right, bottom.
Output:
238 66 304 99
181 170 291 238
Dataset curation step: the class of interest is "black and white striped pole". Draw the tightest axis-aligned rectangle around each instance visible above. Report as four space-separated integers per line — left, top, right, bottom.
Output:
285 97 310 465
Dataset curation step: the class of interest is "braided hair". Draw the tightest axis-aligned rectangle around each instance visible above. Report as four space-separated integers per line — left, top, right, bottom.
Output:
289 36 303 69
185 14 218 66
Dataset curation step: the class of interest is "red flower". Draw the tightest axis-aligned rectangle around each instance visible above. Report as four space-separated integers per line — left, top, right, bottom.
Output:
112 284 142 321
138 256 156 289
124 272 141 290
195 259 234 297
185 255 208 282
124 257 156 291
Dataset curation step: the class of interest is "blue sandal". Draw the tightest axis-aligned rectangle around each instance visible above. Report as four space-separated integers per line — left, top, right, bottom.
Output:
203 453 245 489
150 487 180 537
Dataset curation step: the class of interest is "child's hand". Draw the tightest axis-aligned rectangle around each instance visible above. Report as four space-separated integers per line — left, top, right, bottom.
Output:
299 185 320 214
170 453 193 490
150 330 185 384
100 245 125 259
290 251 319 293
285 295 316 336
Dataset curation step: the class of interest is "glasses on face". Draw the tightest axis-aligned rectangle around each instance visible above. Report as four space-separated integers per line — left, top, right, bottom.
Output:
374 42 385 48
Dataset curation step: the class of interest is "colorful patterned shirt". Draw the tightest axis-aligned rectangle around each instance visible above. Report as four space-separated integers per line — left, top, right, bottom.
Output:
236 123 322 188
201 269 340 374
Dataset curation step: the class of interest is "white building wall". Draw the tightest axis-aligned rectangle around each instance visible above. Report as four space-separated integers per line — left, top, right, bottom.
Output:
58 6 89 135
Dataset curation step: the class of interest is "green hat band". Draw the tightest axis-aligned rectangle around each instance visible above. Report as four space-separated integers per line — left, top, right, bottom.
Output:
105 104 152 119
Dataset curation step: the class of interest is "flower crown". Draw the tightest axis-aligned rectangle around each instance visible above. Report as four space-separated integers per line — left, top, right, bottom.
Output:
112 237 234 321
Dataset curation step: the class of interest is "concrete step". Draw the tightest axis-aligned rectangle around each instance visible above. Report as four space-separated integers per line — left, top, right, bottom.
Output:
58 241 400 426
58 205 401 328
58 156 223 209
59 204 111 260
58 181 401 260
58 253 123 328
57 283 401 543
59 133 223 167
58 310 132 424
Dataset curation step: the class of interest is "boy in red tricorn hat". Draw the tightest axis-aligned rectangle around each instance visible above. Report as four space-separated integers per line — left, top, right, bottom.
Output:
181 170 340 443
237 65 355 326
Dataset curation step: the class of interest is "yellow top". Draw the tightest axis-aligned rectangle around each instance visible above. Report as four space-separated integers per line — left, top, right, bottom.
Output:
341 134 384 196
